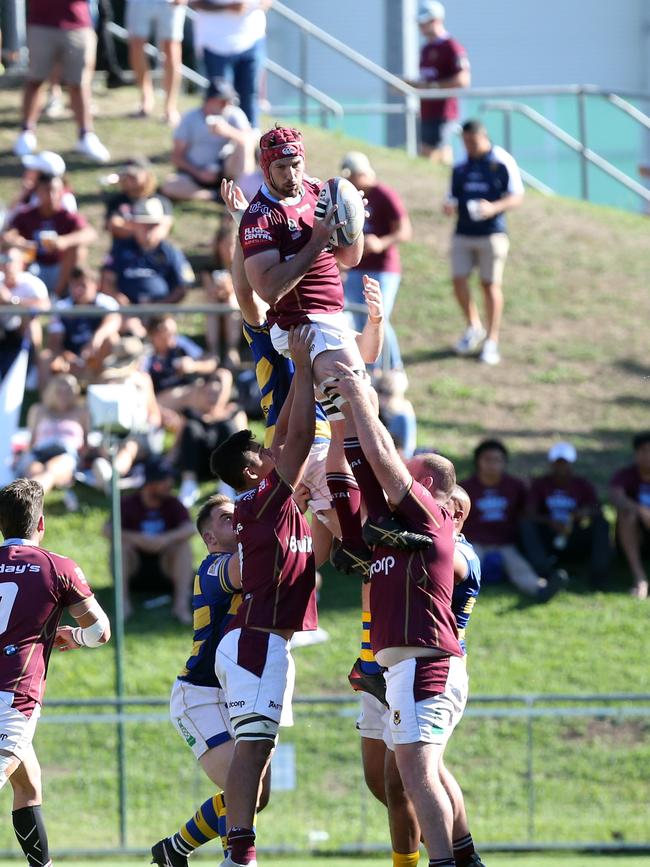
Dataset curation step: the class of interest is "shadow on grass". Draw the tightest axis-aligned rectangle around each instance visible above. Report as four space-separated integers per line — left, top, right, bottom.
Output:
402 346 457 365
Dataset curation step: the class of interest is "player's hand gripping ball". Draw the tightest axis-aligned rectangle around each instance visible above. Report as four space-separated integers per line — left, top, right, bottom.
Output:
315 177 365 246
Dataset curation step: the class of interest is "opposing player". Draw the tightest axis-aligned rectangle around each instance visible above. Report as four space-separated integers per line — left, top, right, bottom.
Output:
151 494 270 867
0 479 111 867
210 325 317 867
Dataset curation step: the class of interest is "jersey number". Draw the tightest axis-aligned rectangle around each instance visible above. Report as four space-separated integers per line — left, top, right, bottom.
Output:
0 582 19 634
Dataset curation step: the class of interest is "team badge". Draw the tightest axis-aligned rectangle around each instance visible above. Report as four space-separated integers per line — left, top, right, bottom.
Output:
393 710 401 726
287 218 299 231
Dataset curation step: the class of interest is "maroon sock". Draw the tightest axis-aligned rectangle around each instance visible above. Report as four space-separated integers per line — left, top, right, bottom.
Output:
227 827 256 865
453 833 476 866
326 472 363 547
344 437 390 523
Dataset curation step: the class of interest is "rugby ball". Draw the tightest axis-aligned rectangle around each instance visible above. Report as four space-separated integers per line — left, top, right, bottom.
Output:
315 177 365 247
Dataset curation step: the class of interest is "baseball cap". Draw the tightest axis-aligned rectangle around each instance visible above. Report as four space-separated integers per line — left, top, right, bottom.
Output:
144 459 174 485
119 156 152 176
547 442 577 463
131 197 166 223
22 150 66 177
340 151 376 179
418 0 445 22
205 77 237 101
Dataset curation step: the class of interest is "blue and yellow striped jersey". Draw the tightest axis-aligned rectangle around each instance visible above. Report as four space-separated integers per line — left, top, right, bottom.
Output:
178 551 241 687
242 319 330 448
452 533 482 655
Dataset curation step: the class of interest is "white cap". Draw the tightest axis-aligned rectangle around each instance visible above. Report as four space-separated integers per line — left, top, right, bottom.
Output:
418 0 445 23
131 196 166 223
547 442 577 463
22 150 66 177
340 151 375 179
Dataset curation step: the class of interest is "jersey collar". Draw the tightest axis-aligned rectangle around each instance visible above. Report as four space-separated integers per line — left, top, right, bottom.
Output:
2 538 37 547
261 182 304 206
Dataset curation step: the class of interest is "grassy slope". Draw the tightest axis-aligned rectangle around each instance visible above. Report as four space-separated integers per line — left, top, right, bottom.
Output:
0 85 649 852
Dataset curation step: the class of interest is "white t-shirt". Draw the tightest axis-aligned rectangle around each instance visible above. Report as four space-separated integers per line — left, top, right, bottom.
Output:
193 0 266 54
0 272 49 331
174 105 251 170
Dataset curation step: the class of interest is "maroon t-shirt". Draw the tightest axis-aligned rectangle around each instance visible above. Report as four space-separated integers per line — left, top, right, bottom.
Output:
352 183 407 274
230 469 317 633
239 179 344 330
528 474 599 524
0 541 93 707
419 36 468 121
120 493 190 535
10 206 88 266
610 464 650 508
369 481 461 658
461 473 528 546
27 0 92 29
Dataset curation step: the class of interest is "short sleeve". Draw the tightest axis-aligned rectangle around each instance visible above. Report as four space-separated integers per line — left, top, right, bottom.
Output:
201 554 236 605
395 479 447 537
57 558 94 607
382 186 407 221
169 247 195 288
449 39 470 72
174 111 192 142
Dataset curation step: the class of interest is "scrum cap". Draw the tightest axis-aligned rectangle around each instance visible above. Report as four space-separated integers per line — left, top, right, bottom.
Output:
259 126 304 182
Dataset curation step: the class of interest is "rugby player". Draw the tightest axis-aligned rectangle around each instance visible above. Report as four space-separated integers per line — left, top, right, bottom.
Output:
210 324 317 867
0 479 111 867
151 494 270 867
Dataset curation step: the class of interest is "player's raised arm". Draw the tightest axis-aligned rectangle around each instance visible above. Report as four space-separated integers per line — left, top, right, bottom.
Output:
56 596 111 651
276 325 316 490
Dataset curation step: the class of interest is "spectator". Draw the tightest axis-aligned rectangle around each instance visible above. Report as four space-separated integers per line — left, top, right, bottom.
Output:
2 173 97 298
609 431 650 599
520 442 612 590
3 152 77 228
443 119 524 365
200 218 242 366
104 157 173 244
43 266 121 385
461 438 566 602
13 0 110 163
125 0 188 125
340 151 411 371
407 1 470 164
161 77 252 202
190 0 271 128
0 247 50 379
375 368 417 459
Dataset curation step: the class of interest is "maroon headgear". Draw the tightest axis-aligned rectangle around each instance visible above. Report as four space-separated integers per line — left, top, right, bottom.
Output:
259 126 304 182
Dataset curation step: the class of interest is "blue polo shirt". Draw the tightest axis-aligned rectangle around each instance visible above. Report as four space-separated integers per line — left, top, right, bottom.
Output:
106 238 194 304
451 145 524 237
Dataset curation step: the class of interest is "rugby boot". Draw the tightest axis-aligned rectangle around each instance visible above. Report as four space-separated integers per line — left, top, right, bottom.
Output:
330 538 372 580
362 514 432 551
348 657 388 707
151 838 188 867
219 856 257 867
468 854 487 866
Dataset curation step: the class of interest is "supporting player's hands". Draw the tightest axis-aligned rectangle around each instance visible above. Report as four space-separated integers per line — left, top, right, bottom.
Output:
334 361 368 401
292 481 312 514
287 325 315 369
362 275 383 324
220 178 249 218
54 625 81 652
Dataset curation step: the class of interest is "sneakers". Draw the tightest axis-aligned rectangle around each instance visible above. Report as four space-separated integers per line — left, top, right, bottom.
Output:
362 514 432 551
151 838 188 867
75 131 110 163
330 538 372 580
348 657 387 707
479 338 501 365
537 567 569 603
13 129 37 157
219 857 257 867
454 324 486 355
179 477 200 509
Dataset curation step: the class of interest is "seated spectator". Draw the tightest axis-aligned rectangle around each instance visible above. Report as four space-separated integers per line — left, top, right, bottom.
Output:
461 438 566 602
108 459 194 623
200 218 242 366
42 265 121 386
143 313 219 430
104 157 173 245
161 78 252 202
102 197 194 331
15 373 88 511
520 442 612 590
3 151 77 228
375 368 417 458
2 173 97 297
609 431 650 599
236 145 263 201
0 246 50 379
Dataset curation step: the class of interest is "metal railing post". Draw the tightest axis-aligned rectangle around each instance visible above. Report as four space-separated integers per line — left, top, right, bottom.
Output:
504 108 513 155
526 696 535 842
405 93 419 157
299 29 309 123
577 87 589 200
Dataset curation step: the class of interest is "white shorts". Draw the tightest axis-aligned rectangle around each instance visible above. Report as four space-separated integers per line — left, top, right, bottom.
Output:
270 312 362 367
356 692 388 740
303 439 331 513
384 655 468 746
0 692 41 786
215 628 295 728
169 679 233 760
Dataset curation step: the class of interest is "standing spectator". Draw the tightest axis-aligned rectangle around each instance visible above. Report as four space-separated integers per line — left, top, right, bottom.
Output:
341 151 412 371
407 0 470 164
521 442 612 590
191 0 270 128
125 0 188 125
161 78 252 202
443 120 524 365
2 174 98 298
104 158 173 245
609 431 650 599
13 0 111 163
0 247 50 379
461 439 566 602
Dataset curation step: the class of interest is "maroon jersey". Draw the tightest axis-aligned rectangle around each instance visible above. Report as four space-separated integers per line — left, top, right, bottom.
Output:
610 464 650 507
121 492 190 536
0 541 93 706
461 473 528 546
10 206 88 266
369 481 461 658
230 469 317 632
239 179 344 330
528 474 599 524
353 183 407 274
27 0 92 29
419 36 468 121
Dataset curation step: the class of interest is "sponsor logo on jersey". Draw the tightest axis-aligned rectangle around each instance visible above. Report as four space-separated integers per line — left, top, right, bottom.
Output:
74 566 88 586
259 478 267 492
229 700 246 708
176 718 196 748
235 523 244 534
3 645 18 656
287 218 298 231
207 558 223 576
0 733 7 741
268 699 282 710
289 535 313 554
296 202 311 214
393 710 401 726
243 226 273 243
0 563 40 574
370 556 395 577
249 201 270 215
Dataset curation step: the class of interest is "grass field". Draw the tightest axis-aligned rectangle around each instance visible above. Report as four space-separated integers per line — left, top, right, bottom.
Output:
0 82 649 857
1 858 648 867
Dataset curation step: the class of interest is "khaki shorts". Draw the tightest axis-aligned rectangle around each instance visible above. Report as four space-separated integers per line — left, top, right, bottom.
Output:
451 233 510 284
27 25 96 86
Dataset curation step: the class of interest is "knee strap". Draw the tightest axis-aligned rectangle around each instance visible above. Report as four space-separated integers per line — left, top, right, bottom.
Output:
319 369 370 418
232 713 279 743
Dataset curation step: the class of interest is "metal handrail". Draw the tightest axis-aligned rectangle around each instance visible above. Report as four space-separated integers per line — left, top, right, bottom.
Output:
604 92 650 131
264 57 343 121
